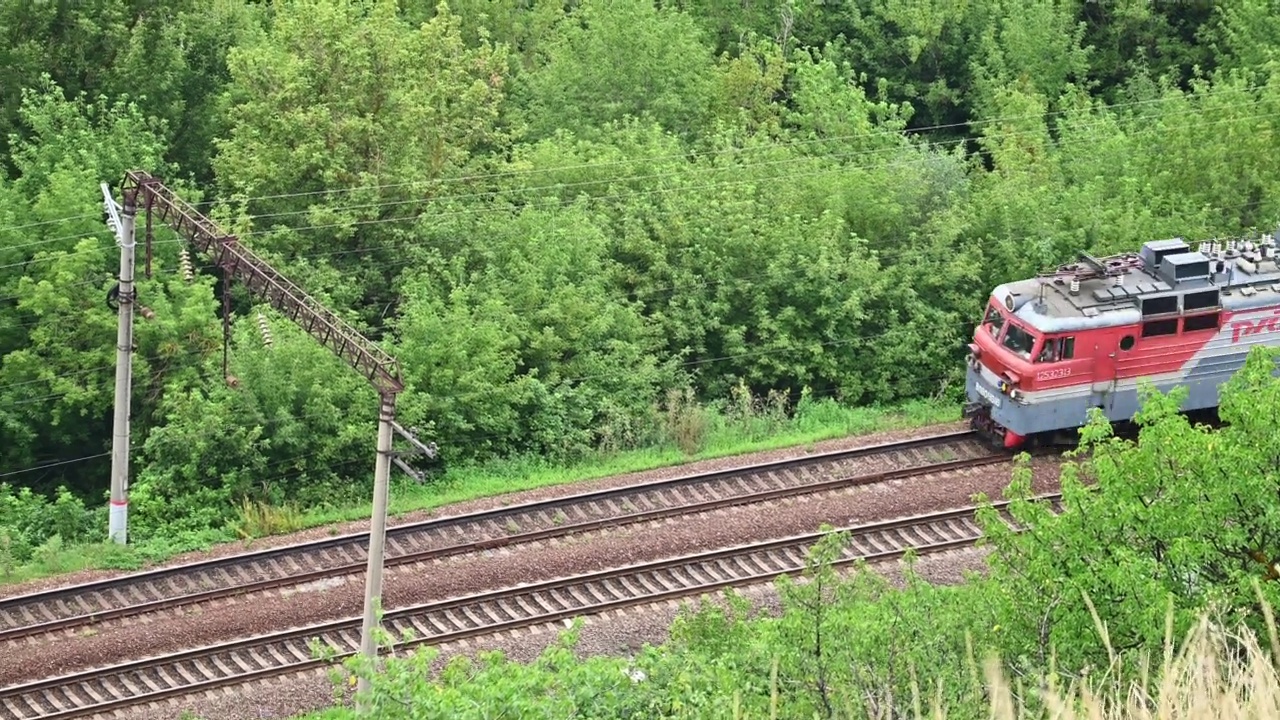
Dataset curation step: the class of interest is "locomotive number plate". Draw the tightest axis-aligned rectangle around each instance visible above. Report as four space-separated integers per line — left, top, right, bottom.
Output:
976 384 1002 408
1035 367 1072 381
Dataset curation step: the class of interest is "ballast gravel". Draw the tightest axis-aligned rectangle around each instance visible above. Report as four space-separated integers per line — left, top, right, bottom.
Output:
0 421 972 602
117 547 994 720
0 454 1063 689
0 422 1068 720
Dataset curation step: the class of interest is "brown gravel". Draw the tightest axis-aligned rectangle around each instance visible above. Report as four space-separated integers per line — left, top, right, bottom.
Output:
0 451 1064 685
0 421 972 602
118 546 995 720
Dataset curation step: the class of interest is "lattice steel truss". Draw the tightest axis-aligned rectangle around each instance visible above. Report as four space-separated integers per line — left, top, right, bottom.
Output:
121 170 405 398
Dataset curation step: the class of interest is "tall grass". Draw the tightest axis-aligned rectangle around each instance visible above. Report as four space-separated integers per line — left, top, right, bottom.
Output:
232 497 307 539
978 611 1280 720
724 600 1280 720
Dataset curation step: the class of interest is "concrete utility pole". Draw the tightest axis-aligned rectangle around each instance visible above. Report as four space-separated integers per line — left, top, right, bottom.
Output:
103 183 136 545
357 394 396 699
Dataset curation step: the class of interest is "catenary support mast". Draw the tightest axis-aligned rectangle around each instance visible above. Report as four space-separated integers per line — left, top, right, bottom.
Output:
117 171 435 703
359 394 396 687
103 183 136 545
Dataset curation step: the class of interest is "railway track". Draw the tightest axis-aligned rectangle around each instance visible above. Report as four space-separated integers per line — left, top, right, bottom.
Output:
0 493 1063 720
0 430 1003 644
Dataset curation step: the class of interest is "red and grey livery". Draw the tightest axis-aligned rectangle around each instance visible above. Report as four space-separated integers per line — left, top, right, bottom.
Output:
964 233 1280 449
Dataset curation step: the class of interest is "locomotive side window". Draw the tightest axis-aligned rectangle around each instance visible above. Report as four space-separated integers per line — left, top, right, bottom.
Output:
1036 336 1075 362
983 304 1006 338
1141 318 1179 337
1183 312 1220 332
1120 335 1136 351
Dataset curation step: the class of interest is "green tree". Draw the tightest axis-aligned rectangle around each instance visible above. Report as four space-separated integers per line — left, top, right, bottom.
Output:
516 0 718 141
806 0 995 132
709 37 787 136
134 315 374 537
393 203 664 462
1078 0 1217 103
1205 0 1280 81
0 79 182 495
968 0 1089 119
214 0 509 326
411 0 563 63
783 46 913 150
981 346 1280 675
0 0 259 182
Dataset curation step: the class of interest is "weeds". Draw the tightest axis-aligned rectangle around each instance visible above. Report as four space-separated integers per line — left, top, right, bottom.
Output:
975 605 1280 720
662 386 711 455
232 497 306 539
0 528 12 581
728 380 791 442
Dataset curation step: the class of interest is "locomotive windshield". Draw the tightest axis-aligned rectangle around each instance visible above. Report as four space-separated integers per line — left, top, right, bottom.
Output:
1002 322 1036 359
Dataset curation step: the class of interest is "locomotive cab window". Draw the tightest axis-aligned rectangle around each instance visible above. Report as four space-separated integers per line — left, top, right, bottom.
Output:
1001 323 1036 359
983 304 1006 338
1036 336 1075 362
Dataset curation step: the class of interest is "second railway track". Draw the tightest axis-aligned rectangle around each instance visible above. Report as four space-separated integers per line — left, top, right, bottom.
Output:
0 493 1063 720
0 430 1007 644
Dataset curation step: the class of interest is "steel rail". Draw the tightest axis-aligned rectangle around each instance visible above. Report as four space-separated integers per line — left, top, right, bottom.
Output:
13 452 1008 642
0 493 1063 720
0 430 992 642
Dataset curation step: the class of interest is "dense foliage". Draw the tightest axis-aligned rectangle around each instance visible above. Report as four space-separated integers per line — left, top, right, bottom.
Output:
3 0 1280 550
315 347 1280 718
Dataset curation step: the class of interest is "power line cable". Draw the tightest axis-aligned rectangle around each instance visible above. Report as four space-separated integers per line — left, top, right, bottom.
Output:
57 187 1262 459
2 103 1273 272
213 378 951 485
235 98 1274 224
0 347 210 395
0 453 110 479
0 213 101 236
10 106 1280 474
236 122 1279 263
1 189 1269 339
0 375 959 485
214 88 1275 206
0 313 980 429
0 234 115 270
0 87 1261 251
0 279 102 305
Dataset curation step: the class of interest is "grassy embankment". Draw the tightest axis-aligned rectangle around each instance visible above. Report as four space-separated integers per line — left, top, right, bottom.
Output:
284 600 1279 720
0 396 959 586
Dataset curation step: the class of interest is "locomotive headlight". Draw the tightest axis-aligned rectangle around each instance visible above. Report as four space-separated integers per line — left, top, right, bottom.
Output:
966 343 982 370
998 380 1012 394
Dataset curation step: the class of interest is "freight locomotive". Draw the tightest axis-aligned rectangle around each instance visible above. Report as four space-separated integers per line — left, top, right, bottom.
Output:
964 232 1280 449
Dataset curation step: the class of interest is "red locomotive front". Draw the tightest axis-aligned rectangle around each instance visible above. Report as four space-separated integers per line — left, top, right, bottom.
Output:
964 234 1280 449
